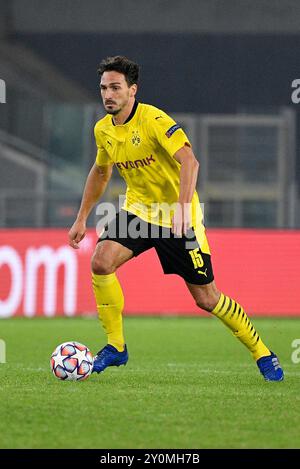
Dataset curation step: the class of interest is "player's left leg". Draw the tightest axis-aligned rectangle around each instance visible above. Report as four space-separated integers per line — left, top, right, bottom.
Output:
186 280 271 359
153 223 284 381
186 281 284 381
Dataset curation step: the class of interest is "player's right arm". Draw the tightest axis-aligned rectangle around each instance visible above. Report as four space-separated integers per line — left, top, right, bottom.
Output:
68 162 113 249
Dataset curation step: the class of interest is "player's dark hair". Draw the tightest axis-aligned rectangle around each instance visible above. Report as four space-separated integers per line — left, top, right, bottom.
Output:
97 56 139 87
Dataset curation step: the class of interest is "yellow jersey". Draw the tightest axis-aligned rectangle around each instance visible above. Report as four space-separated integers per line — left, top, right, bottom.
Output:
94 101 204 232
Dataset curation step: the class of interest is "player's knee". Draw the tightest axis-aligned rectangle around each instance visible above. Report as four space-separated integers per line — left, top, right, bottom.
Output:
195 291 220 313
196 299 215 312
91 255 115 275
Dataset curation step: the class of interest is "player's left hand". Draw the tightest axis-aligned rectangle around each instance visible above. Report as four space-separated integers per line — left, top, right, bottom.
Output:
171 202 192 237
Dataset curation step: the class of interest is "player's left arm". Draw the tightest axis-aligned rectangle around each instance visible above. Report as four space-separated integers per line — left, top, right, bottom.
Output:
172 144 199 236
147 110 199 236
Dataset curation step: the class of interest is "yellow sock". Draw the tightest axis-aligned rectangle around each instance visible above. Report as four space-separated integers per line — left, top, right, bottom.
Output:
92 273 125 352
212 293 271 360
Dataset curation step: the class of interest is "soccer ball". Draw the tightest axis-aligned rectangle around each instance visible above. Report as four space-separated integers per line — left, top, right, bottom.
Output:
50 341 94 381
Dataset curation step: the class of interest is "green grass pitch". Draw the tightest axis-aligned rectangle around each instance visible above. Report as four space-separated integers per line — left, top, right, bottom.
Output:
0 316 299 449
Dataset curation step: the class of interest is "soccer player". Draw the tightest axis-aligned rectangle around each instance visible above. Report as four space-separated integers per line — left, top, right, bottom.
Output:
68 56 283 382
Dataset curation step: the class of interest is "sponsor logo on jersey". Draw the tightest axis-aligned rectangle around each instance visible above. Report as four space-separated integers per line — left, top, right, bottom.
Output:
165 123 181 138
116 155 155 170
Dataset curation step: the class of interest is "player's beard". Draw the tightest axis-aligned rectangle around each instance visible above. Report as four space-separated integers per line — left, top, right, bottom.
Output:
105 105 121 115
104 95 130 115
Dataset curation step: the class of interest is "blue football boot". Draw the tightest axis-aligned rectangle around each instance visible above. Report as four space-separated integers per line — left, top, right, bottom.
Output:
256 352 284 381
92 344 128 374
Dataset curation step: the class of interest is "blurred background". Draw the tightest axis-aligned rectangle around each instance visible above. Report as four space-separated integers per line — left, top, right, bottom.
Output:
0 0 299 317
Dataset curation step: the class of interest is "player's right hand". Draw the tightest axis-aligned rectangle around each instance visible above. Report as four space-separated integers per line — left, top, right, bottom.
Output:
68 220 86 249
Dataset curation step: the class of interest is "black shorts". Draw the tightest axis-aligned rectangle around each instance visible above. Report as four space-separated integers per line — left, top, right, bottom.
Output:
98 210 214 285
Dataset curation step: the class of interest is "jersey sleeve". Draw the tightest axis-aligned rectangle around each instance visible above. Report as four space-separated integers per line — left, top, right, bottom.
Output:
148 111 191 156
94 123 112 166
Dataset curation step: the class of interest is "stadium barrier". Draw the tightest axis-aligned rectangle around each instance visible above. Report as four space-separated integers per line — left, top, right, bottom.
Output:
0 228 299 317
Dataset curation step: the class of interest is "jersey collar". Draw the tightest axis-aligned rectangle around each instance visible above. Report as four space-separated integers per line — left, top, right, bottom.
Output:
112 100 138 126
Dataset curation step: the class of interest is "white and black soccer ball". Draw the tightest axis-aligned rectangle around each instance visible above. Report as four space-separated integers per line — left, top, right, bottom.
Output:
50 341 94 381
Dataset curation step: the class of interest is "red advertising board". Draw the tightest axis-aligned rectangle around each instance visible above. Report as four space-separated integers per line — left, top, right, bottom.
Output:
0 228 299 317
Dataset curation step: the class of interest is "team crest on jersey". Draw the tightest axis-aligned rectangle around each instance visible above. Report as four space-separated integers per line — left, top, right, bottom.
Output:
131 130 141 147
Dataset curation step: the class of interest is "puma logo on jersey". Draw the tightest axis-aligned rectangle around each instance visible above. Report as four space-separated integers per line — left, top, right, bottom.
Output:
155 115 163 120
197 268 208 277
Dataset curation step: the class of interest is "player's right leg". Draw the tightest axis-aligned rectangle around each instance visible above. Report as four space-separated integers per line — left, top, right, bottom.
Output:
91 240 133 373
